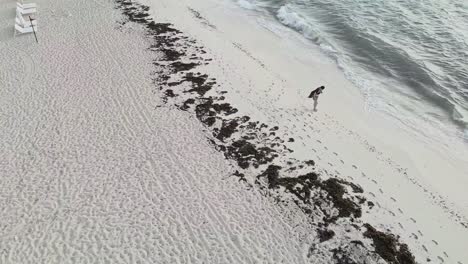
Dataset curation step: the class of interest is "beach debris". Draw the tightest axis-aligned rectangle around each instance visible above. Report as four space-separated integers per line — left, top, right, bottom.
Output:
114 0 417 261
363 224 416 264
317 228 335 242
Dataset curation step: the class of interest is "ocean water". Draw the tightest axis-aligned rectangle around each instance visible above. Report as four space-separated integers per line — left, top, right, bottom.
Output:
235 0 468 142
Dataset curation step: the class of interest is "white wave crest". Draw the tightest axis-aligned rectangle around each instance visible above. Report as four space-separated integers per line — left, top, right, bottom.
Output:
452 105 468 128
276 5 311 34
275 4 335 51
237 0 259 10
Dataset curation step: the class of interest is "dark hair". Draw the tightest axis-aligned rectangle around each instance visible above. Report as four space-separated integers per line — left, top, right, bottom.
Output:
320 86 325 89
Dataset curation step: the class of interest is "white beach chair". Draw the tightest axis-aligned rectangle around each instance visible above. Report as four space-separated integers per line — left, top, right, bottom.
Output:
14 10 37 37
17 3 37 15
17 2 37 9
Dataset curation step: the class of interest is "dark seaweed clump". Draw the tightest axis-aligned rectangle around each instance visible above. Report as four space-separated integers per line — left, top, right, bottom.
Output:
318 229 335 242
321 178 362 219
364 224 416 264
258 165 361 221
225 140 277 169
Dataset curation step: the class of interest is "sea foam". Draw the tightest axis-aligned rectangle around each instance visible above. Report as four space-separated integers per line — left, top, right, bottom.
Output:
236 0 468 142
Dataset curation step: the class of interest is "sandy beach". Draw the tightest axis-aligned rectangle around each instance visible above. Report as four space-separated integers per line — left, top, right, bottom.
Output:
1 0 467 263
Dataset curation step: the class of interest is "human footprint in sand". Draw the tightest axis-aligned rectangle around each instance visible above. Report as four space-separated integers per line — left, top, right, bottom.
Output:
308 86 325 111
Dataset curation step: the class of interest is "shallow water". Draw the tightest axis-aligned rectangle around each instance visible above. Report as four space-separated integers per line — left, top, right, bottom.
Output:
236 0 468 142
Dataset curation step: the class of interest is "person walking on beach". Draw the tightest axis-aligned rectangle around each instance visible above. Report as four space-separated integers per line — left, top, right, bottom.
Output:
308 86 325 111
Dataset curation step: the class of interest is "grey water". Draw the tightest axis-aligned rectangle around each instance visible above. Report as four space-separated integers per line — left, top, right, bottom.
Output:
236 0 468 140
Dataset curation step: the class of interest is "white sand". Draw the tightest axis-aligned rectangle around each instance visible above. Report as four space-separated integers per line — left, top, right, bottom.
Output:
138 0 468 262
0 0 315 263
1 0 468 263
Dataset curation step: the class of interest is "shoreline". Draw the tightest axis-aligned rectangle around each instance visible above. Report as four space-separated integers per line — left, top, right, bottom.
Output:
2 0 316 262
248 0 468 142
1 0 467 262
136 0 468 262
116 1 416 262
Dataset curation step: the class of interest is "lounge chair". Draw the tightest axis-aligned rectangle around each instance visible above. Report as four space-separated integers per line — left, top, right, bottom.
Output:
14 10 37 37
17 3 37 15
